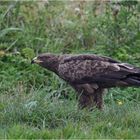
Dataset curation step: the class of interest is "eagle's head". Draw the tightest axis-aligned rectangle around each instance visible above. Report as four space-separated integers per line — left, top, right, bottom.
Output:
31 53 59 72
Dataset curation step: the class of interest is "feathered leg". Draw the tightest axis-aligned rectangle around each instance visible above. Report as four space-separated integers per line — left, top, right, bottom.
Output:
78 94 95 109
94 88 105 110
71 84 105 110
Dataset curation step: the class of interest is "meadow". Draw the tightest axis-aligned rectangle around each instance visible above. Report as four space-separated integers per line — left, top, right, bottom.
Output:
0 0 140 138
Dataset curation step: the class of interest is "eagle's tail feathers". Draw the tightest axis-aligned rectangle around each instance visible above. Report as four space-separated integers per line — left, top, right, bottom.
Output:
124 73 140 86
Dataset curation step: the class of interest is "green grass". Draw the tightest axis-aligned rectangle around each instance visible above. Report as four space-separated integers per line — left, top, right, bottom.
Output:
0 1 140 139
1 85 140 139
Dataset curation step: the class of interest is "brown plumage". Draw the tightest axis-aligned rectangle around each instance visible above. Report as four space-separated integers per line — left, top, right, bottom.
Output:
31 53 140 110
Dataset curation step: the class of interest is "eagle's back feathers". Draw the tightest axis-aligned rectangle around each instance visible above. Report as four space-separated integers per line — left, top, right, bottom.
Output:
57 54 140 87
63 54 119 63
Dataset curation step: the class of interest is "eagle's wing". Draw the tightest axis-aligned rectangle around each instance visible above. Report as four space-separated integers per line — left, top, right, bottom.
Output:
58 55 140 87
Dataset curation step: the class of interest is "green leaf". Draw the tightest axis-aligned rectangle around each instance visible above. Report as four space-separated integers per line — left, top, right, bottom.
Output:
0 27 23 38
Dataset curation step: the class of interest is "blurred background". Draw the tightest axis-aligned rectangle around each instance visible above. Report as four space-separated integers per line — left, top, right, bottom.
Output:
0 0 140 138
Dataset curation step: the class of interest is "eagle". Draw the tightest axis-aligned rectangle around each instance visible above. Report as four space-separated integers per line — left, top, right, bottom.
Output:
31 53 140 110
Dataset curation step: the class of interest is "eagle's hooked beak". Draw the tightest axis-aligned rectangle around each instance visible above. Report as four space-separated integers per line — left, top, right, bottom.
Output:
31 57 43 64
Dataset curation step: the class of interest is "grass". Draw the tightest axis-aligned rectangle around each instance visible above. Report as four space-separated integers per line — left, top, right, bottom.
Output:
0 1 140 139
1 85 140 139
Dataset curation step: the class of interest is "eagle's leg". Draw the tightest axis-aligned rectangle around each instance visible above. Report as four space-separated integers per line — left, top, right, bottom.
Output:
71 84 101 110
78 94 95 109
94 88 105 110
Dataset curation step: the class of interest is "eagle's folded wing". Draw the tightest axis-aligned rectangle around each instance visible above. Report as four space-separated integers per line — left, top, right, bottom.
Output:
63 54 120 63
59 55 140 87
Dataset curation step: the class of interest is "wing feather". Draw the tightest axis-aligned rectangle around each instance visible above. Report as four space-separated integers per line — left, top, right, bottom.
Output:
58 54 140 87
63 54 119 63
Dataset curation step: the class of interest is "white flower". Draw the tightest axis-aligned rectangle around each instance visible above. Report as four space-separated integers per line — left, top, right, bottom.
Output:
74 7 80 12
108 122 112 127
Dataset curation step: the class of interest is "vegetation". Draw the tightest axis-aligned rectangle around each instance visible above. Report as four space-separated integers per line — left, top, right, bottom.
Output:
0 0 140 138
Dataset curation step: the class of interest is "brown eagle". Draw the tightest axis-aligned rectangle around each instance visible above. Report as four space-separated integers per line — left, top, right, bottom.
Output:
31 53 140 109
